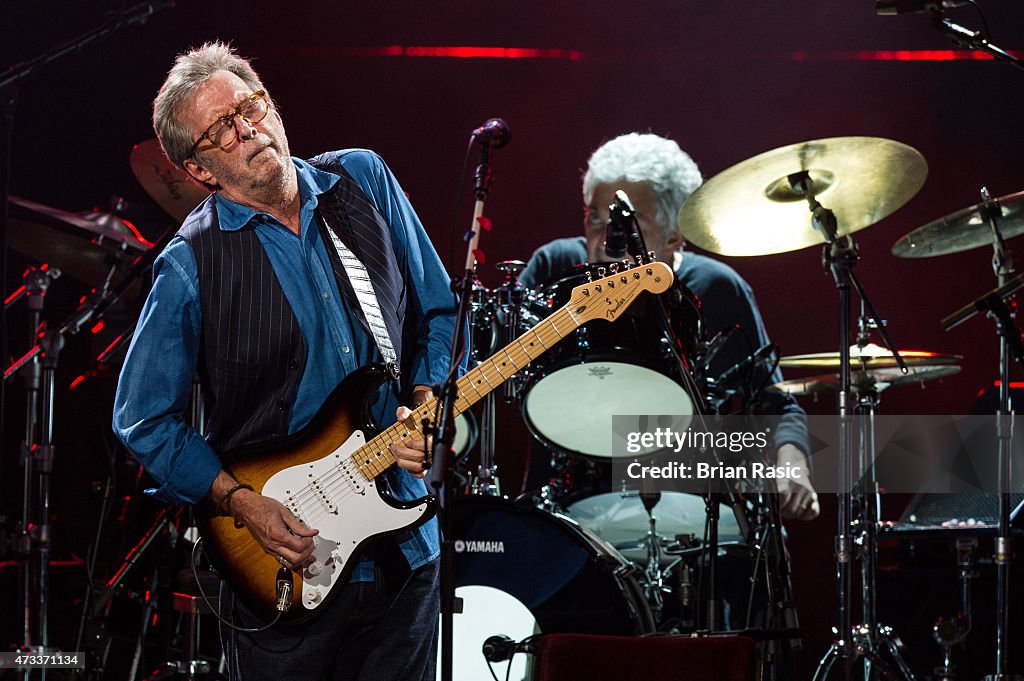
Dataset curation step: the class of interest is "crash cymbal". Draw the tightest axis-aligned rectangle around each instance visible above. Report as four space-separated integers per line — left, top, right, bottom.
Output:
130 138 209 223
778 342 962 370
678 137 927 256
769 364 961 395
8 196 151 284
891 190 1024 258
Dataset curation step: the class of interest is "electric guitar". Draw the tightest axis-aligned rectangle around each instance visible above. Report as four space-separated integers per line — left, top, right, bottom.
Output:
197 261 673 623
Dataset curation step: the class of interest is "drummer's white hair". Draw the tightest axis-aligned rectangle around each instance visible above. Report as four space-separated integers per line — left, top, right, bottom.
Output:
153 41 268 171
582 133 703 239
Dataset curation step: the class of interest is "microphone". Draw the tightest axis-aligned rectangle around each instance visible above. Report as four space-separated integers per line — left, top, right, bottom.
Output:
700 325 738 374
876 0 968 15
715 343 776 389
481 634 539 662
471 118 511 148
604 191 634 260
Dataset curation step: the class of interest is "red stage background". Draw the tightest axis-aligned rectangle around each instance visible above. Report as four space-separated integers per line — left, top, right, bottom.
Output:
2 1 1022 677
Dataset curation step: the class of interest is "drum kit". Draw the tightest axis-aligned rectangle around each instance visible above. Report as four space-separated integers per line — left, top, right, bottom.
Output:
3 132 1022 681
443 135 1021 681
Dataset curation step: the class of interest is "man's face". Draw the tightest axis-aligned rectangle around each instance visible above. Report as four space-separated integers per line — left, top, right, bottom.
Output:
180 70 292 203
584 180 682 265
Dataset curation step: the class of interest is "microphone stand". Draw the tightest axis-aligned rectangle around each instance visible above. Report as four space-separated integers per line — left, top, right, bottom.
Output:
430 133 503 681
930 12 1024 73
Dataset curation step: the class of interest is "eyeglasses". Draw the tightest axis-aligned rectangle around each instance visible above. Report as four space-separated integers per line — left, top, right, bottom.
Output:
188 90 269 158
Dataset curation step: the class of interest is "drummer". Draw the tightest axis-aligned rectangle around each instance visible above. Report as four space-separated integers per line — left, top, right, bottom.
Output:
520 132 819 520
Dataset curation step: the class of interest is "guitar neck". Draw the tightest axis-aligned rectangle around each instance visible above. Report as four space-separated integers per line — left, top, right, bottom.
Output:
351 305 581 480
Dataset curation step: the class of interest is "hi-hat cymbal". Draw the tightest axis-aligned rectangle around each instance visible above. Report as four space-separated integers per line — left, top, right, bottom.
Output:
8 196 152 284
891 190 1024 258
678 137 927 256
130 139 209 223
778 342 963 370
769 363 962 395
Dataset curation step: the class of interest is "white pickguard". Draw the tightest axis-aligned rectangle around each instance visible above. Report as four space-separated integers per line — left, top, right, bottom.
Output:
261 429 430 611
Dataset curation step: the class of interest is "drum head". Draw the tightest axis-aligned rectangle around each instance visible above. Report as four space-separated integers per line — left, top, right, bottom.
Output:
522 360 694 458
445 496 653 681
565 491 742 565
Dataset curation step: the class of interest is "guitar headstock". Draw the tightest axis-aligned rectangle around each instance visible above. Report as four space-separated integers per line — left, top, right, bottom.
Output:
566 261 673 324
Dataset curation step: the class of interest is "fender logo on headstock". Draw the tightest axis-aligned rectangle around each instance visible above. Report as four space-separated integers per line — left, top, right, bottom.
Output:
605 295 632 320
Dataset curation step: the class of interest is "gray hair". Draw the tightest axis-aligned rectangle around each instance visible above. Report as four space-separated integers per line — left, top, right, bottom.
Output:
153 41 267 169
582 133 703 238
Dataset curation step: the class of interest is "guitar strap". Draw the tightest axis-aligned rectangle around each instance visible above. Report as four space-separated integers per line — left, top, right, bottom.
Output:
319 213 401 381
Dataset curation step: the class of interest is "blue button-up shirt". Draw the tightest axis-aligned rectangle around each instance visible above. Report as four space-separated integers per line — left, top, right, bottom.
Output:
113 150 459 576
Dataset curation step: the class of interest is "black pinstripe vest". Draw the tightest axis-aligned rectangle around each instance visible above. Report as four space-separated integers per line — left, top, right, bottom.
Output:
178 155 407 454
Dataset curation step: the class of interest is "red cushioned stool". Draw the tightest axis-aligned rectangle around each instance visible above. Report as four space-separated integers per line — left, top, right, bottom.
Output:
534 633 756 681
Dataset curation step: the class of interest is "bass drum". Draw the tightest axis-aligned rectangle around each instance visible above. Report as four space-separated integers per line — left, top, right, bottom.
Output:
443 495 654 681
521 263 705 459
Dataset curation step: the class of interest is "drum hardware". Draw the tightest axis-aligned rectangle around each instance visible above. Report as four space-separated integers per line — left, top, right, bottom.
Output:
635 492 682 622
464 260 528 497
901 185 1024 681
930 537 977 681
680 136 928 679
4 215 169 677
2 23 173 670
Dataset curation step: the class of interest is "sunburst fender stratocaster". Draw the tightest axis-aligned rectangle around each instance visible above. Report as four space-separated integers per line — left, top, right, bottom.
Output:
197 261 673 623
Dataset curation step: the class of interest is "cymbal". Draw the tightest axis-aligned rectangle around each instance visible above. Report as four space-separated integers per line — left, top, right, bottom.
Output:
8 196 151 283
891 190 1024 258
130 139 209 223
678 137 927 256
769 364 961 395
778 342 963 370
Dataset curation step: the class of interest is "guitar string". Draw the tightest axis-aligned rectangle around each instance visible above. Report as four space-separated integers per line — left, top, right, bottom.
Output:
281 319 571 528
277 268 661 518
281 267 662 515
278 308 577 516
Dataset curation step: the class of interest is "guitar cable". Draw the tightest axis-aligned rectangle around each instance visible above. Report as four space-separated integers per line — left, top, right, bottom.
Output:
191 539 289 632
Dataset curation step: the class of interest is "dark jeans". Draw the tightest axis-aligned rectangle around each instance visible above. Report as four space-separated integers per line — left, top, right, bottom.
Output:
220 545 439 681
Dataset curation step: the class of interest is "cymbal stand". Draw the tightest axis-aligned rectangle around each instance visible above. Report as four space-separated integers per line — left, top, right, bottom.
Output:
941 187 1023 681
10 265 61 678
850 312 918 680
787 173 912 681
852 384 918 681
